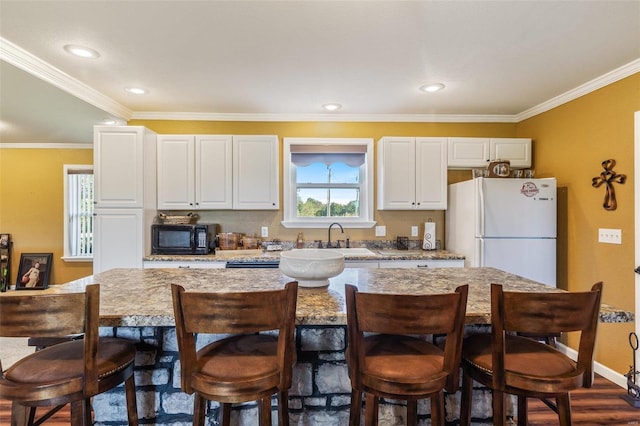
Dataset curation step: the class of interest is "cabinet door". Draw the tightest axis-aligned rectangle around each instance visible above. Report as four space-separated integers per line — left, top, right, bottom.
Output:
377 137 416 210
490 138 531 168
94 127 145 208
157 135 195 210
93 209 143 273
415 137 447 210
447 137 490 168
233 135 279 209
195 135 233 209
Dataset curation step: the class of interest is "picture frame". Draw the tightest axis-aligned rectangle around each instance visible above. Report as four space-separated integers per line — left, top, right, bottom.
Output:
0 233 9 248
16 253 52 290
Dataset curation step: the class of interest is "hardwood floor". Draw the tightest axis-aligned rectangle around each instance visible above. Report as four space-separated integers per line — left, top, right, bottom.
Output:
0 375 638 425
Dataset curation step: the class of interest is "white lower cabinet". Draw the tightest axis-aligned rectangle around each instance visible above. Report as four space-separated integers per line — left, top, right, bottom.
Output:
378 259 464 268
143 261 226 269
345 260 380 268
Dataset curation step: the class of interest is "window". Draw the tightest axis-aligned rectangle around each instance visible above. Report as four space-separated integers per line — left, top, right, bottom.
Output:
63 165 94 261
282 138 375 228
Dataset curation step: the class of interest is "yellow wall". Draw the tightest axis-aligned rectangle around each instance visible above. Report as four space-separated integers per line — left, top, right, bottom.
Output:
516 72 640 374
0 148 94 285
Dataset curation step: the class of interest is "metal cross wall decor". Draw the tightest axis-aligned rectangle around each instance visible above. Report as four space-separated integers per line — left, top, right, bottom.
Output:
591 159 626 211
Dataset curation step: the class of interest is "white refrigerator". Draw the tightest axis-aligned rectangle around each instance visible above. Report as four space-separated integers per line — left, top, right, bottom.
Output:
446 177 557 286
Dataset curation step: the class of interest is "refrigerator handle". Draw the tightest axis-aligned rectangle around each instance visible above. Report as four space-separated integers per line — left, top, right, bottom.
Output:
477 178 485 237
475 238 484 267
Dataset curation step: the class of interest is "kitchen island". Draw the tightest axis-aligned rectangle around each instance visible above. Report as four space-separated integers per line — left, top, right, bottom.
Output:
17 267 633 425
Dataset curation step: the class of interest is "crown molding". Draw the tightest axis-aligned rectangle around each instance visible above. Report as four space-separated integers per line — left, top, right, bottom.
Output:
2 36 637 125
0 37 132 120
516 58 640 122
130 111 520 123
0 143 93 149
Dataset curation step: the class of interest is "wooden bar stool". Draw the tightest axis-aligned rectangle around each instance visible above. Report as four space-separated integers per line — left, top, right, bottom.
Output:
459 282 603 426
345 284 468 426
171 281 298 426
0 284 138 426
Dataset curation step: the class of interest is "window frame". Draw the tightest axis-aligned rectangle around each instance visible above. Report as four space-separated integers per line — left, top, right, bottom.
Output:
282 137 376 229
62 165 94 262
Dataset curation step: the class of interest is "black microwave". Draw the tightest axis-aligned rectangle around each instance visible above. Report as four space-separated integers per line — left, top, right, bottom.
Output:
151 224 210 255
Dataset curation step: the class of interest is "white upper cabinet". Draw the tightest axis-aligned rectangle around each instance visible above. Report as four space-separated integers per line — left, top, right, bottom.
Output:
157 135 233 210
157 134 278 210
491 138 532 168
233 135 280 210
94 126 157 209
377 137 447 210
447 137 532 169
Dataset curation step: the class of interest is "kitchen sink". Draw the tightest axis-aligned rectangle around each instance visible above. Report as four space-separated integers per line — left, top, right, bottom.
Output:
324 248 379 257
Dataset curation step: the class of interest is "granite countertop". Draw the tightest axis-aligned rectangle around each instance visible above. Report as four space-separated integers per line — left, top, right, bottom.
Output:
15 267 633 327
143 248 465 263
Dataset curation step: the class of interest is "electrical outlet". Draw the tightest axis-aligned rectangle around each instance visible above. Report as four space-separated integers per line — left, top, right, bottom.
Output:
598 228 621 244
411 226 419 237
261 226 269 238
375 226 386 237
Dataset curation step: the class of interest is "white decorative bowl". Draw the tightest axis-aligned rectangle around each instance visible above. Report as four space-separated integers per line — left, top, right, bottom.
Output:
279 249 345 288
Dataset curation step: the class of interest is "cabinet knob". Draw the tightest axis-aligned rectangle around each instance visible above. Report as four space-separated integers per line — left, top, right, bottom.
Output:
272 203 276 206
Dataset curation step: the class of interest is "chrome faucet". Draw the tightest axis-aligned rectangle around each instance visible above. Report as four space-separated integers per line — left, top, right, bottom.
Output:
327 222 344 248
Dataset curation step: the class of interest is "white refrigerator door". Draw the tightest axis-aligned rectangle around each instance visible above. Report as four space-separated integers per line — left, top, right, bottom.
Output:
476 178 556 238
475 238 556 287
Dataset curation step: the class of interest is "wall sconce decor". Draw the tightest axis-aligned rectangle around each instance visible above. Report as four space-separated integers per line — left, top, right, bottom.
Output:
592 159 626 210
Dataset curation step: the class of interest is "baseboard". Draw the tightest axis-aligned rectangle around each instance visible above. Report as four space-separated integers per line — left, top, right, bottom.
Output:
557 342 628 388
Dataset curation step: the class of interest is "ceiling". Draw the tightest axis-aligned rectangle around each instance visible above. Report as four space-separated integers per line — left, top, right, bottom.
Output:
1 0 639 145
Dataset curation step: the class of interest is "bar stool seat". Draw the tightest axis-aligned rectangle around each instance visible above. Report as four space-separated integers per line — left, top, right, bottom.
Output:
171 281 298 426
345 284 468 426
0 284 138 426
459 282 603 426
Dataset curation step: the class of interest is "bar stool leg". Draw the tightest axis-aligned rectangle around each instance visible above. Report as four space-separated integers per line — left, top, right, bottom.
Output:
517 395 527 426
258 397 271 426
557 394 572 426
406 399 417 425
430 392 444 426
349 389 362 426
278 391 290 426
193 394 206 426
365 393 379 426
492 389 506 426
459 369 473 426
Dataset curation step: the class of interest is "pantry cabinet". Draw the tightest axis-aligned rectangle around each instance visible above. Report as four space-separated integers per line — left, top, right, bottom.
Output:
377 137 447 210
93 125 157 273
157 134 279 210
157 135 233 210
447 137 532 169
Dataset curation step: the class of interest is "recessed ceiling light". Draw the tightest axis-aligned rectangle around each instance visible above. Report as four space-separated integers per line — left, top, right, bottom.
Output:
125 87 147 95
419 83 445 93
323 103 342 111
63 44 100 59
